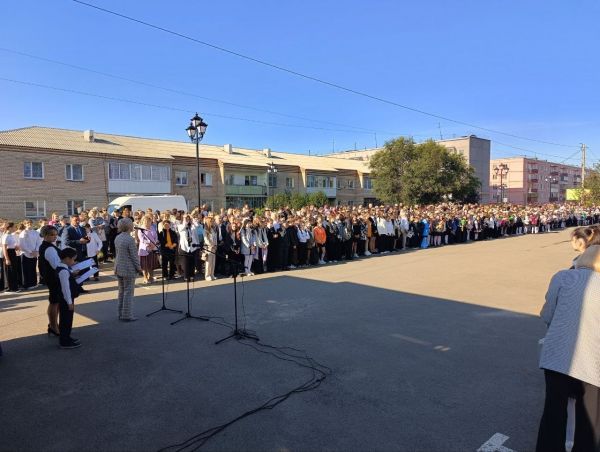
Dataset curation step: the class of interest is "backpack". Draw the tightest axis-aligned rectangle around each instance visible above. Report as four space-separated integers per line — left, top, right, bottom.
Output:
57 267 81 300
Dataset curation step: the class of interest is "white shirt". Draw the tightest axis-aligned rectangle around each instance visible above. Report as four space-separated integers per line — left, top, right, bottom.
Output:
2 233 17 249
86 231 104 257
178 223 199 253
19 229 40 258
44 245 61 269
56 263 74 305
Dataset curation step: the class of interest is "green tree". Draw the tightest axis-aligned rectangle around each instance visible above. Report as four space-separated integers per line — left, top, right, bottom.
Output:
265 192 290 209
290 192 309 210
368 137 416 204
307 191 329 207
369 137 480 205
582 164 600 205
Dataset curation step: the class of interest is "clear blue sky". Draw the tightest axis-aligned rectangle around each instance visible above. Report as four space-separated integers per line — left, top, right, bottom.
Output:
1 0 599 165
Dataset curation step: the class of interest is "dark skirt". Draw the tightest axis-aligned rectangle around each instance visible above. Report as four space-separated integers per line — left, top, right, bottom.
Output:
140 254 157 273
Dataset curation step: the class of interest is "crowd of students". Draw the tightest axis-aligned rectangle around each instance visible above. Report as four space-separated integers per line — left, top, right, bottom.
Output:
1 202 599 291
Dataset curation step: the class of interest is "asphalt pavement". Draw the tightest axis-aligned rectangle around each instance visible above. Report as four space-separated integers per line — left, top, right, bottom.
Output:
0 229 576 451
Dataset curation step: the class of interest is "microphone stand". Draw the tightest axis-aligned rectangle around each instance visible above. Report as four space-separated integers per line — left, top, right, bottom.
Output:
208 244 259 344
137 227 182 317
171 244 210 325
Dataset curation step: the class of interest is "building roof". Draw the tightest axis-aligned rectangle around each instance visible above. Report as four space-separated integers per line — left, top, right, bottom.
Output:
0 126 371 174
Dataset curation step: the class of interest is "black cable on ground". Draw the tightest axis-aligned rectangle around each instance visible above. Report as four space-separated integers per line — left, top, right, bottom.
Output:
157 318 331 452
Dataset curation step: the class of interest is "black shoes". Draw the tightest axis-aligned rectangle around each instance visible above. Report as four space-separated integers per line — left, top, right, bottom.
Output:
119 317 139 322
60 339 81 349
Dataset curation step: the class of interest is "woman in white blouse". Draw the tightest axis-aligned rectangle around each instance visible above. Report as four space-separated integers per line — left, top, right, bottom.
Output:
2 222 20 292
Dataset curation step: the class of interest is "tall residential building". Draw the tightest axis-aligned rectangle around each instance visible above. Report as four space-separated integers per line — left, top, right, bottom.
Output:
489 157 583 204
326 135 491 203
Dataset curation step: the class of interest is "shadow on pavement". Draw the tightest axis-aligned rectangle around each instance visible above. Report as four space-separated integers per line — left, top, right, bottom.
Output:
0 275 545 452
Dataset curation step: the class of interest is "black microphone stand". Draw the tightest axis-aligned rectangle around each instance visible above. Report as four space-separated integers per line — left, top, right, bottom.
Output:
210 245 259 344
171 245 210 325
137 227 182 317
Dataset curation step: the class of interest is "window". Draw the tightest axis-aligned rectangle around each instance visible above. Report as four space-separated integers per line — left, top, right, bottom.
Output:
307 175 334 189
268 173 277 188
175 171 188 186
108 162 170 181
67 200 85 216
109 162 120 180
364 177 373 190
24 162 44 179
337 179 343 189
131 164 142 181
225 174 235 185
347 179 355 189
119 163 130 180
201 173 213 186
244 175 258 186
65 164 84 181
285 177 295 188
24 200 46 218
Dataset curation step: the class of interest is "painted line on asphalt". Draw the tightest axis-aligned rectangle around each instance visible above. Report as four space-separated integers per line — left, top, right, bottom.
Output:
477 433 515 452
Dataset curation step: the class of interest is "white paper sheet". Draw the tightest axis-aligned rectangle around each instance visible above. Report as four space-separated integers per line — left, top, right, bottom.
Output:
75 267 99 285
71 258 95 272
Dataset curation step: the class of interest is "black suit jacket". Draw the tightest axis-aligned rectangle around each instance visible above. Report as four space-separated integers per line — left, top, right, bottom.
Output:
62 225 88 259
158 228 179 254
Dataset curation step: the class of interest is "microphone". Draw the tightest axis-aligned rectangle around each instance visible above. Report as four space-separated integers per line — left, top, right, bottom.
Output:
134 226 147 231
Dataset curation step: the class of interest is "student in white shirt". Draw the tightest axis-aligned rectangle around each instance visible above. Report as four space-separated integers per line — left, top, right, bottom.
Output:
2 222 21 292
19 219 40 289
56 247 81 349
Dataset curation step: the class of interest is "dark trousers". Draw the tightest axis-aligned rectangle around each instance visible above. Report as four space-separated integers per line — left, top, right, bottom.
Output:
537 369 600 452
161 252 176 278
101 240 109 262
0 257 4 291
279 246 289 269
4 249 19 291
297 243 307 265
58 300 74 345
22 255 38 288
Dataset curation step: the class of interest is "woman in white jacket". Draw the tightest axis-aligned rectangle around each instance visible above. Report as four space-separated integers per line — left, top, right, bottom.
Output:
240 219 256 276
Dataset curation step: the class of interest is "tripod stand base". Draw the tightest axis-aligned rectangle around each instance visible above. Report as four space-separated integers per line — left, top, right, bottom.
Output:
215 329 259 345
146 305 182 317
170 312 210 325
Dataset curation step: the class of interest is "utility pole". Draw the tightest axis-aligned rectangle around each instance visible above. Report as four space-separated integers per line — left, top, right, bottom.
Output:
581 143 587 188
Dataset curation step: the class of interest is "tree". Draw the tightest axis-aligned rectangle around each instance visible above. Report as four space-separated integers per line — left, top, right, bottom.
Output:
582 164 600 205
307 191 329 207
369 137 480 205
265 192 290 209
368 137 416 204
290 192 309 210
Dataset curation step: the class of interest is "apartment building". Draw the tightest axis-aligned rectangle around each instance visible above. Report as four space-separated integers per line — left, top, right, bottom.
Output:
326 135 491 203
489 157 584 204
0 126 373 219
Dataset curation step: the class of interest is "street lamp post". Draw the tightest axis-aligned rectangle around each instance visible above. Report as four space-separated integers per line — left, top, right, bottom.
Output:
186 113 208 211
266 161 277 208
493 163 509 203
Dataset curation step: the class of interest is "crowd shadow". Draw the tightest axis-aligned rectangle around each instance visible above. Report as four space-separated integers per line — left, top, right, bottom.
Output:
0 274 546 452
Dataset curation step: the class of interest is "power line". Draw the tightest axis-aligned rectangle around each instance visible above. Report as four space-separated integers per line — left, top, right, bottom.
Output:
0 47 436 140
72 0 581 149
0 76 391 135
492 139 581 163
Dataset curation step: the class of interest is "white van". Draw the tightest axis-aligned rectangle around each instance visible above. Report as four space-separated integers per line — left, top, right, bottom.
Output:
107 195 188 215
